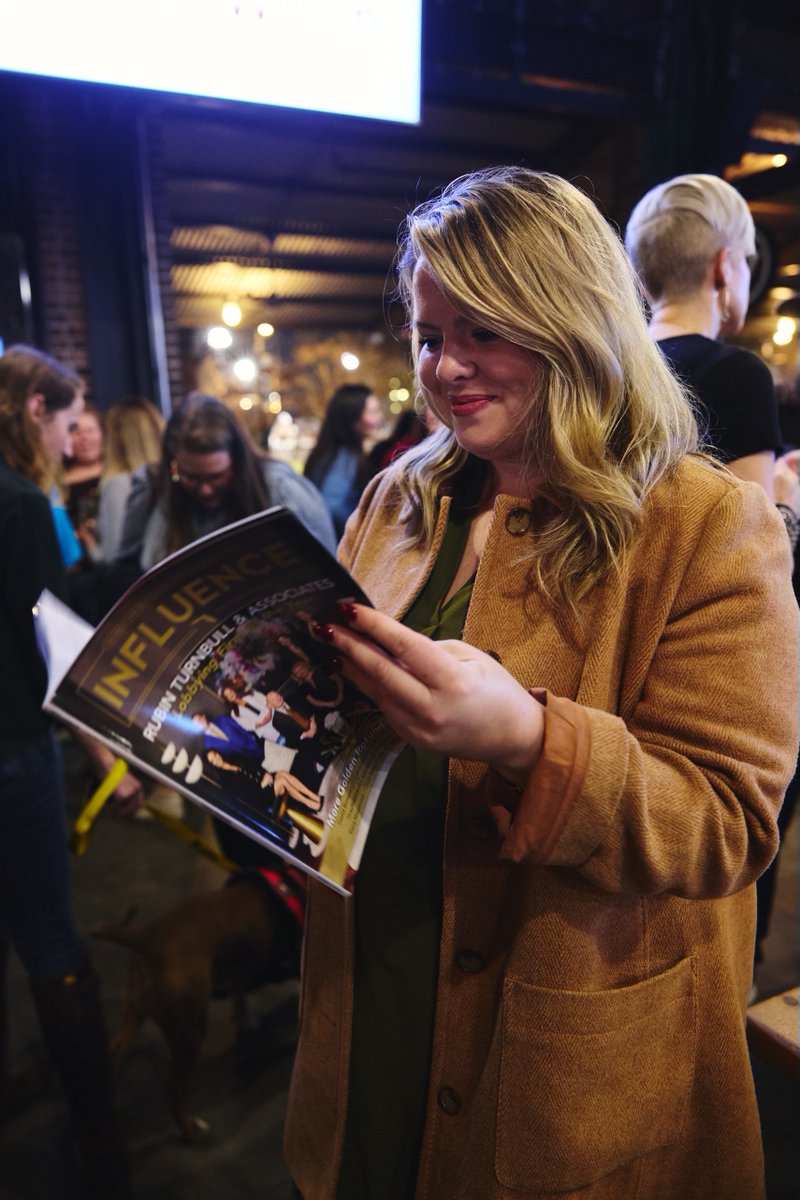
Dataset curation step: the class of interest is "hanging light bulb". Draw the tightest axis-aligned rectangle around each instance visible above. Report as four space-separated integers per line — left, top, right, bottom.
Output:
222 301 242 327
233 357 257 382
207 326 233 350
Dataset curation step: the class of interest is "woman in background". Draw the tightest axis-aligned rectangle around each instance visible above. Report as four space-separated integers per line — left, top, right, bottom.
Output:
82 395 165 563
303 383 384 537
0 345 129 1199
62 403 105 534
118 391 336 569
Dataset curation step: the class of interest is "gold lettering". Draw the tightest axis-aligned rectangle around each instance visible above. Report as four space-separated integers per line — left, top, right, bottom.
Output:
207 563 245 590
91 683 124 710
138 621 175 647
183 578 221 607
96 657 139 701
120 634 148 671
157 595 194 623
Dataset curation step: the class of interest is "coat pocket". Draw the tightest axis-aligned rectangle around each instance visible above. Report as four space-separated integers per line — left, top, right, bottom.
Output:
496 956 697 1193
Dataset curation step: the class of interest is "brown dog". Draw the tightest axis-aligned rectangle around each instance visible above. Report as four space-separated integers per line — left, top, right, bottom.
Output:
92 869 304 1142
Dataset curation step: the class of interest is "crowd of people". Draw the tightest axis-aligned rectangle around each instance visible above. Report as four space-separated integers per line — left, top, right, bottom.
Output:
1 166 798 1200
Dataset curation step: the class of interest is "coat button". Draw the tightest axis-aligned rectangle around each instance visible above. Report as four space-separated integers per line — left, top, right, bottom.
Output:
456 949 486 974
505 507 531 535
438 1086 462 1115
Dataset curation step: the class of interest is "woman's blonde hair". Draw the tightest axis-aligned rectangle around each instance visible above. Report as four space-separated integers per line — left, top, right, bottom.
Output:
393 166 699 604
102 395 165 478
624 173 755 302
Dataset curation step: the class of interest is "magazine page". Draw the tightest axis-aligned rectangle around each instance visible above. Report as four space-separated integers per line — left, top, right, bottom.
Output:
37 507 402 895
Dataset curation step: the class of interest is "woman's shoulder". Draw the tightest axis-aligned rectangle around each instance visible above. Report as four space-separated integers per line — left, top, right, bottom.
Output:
646 455 781 547
261 457 337 552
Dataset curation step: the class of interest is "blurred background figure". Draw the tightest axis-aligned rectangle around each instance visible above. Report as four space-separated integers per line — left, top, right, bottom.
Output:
117 391 336 572
626 173 800 995
303 383 384 537
87 395 165 564
0 344 130 1199
624 173 784 497
363 402 440 482
62 404 105 536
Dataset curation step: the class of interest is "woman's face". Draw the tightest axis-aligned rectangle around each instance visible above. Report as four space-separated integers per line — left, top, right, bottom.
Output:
412 261 540 490
38 392 85 464
173 449 234 508
355 394 383 439
70 411 104 466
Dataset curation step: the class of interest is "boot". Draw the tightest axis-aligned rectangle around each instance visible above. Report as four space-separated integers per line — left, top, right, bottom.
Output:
29 956 131 1200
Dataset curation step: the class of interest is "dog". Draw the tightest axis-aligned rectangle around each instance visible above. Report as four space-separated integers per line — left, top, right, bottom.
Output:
92 865 305 1142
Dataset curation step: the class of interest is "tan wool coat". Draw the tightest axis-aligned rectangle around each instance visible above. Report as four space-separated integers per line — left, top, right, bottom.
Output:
284 455 798 1200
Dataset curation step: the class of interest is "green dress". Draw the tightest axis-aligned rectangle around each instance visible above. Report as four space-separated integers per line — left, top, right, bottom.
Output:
337 506 475 1200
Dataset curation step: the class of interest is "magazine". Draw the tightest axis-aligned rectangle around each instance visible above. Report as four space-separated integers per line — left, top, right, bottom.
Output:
36 508 403 896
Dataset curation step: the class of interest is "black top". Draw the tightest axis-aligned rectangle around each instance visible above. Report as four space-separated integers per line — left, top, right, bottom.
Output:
0 459 66 761
658 335 783 463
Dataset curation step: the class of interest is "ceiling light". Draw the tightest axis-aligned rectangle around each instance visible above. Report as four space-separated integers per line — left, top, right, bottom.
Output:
207 326 233 350
257 322 275 337
222 301 242 327
773 316 797 345
341 352 360 371
233 357 257 382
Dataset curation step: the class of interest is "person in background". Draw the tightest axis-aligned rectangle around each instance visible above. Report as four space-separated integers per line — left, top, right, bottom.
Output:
624 173 793 501
303 383 384 537
626 173 800 990
91 395 165 563
362 402 440 481
62 403 105 536
118 391 336 570
0 345 129 1199
283 168 798 1200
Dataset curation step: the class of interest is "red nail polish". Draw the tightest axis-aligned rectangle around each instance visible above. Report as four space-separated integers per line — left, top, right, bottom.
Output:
312 623 336 642
337 601 359 623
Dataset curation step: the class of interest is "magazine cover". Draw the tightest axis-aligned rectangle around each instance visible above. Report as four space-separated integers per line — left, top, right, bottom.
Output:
36 508 402 895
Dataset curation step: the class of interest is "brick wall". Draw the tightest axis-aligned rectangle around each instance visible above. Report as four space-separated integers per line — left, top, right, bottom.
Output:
22 80 92 388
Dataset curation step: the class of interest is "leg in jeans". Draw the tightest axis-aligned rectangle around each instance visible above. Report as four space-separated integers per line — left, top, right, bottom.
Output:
0 731 129 1198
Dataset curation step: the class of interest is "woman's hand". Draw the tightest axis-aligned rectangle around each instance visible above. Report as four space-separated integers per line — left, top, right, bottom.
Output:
320 604 545 785
109 769 146 815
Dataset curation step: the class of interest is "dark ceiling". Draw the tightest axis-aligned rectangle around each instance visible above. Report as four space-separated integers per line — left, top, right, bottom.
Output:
159 0 799 333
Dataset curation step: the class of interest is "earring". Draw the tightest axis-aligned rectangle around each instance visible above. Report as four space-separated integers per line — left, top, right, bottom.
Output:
718 285 731 325
170 460 180 484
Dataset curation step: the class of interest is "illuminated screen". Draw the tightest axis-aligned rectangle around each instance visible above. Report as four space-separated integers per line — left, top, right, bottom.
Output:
0 0 422 124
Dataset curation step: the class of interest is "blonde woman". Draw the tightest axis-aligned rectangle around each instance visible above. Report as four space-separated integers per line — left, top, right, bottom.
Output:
86 395 165 562
283 169 798 1200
